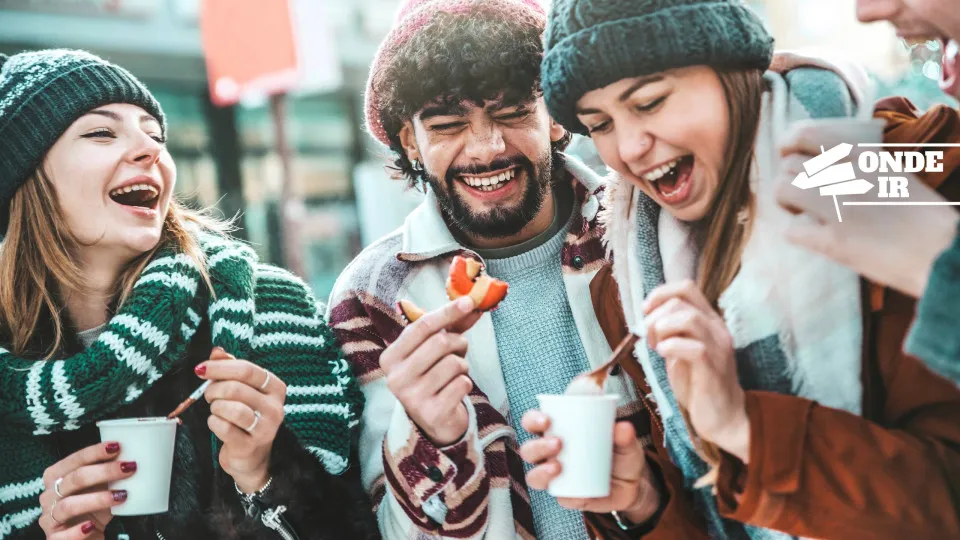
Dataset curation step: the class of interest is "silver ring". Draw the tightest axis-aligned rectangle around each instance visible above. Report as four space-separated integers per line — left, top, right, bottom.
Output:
245 410 262 433
259 370 272 391
49 499 62 525
54 477 65 499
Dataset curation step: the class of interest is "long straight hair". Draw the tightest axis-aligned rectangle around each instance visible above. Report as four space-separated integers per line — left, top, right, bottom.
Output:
0 170 222 359
695 69 766 308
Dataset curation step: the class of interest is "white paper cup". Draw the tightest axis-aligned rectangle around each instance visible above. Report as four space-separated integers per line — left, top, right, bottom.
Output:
536 394 618 499
97 417 177 516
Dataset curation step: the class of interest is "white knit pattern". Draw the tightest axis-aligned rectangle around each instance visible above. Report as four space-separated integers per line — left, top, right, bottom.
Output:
284 402 352 419
212 318 255 342
0 478 42 505
252 332 326 350
307 446 349 475
0 50 101 119
25 362 54 435
0 506 42 539
209 297 256 318
135 272 198 294
99 331 163 384
112 314 171 352
51 361 85 431
287 384 344 398
254 311 320 329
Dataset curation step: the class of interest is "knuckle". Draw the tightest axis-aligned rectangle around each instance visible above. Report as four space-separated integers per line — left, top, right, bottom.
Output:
240 363 255 381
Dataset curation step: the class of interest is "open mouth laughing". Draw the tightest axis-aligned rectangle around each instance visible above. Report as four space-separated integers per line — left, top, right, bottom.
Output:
108 176 162 215
640 155 695 205
455 166 524 200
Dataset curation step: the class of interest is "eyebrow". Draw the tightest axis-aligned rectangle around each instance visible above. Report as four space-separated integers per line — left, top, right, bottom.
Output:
576 75 665 115
83 109 159 124
419 103 468 121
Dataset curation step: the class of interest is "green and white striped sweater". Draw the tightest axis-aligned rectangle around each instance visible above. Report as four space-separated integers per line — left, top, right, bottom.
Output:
0 232 363 538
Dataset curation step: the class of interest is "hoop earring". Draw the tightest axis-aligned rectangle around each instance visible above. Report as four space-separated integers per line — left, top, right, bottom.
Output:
412 159 424 173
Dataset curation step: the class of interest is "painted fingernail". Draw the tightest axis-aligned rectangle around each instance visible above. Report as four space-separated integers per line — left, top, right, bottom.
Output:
120 461 137 473
105 442 120 453
194 364 206 376
112 490 128 502
82 521 96 534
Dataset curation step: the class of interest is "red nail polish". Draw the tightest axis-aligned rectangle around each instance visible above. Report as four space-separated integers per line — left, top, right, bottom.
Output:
112 490 128 502
82 521 96 534
120 461 137 473
105 442 120 453
194 364 206 376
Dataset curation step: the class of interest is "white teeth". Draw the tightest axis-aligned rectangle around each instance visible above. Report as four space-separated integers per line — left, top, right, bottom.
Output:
461 168 517 190
109 183 159 198
641 159 681 183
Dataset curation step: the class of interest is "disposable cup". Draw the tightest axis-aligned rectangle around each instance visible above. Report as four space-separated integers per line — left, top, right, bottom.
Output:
97 417 177 516
536 394 618 498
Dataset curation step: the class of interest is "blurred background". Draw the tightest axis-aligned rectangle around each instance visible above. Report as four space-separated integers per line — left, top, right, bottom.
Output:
0 0 955 301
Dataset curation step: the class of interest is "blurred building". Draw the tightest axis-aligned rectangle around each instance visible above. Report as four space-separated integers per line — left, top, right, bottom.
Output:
0 0 955 299
0 0 424 300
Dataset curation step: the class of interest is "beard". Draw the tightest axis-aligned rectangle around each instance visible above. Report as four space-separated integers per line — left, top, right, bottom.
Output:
425 150 554 239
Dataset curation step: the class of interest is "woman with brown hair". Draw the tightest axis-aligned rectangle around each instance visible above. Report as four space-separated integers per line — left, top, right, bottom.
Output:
0 50 379 539
516 0 960 538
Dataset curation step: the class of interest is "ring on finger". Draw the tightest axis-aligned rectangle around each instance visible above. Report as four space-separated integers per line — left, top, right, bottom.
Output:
245 410 262 433
259 370 272 391
49 499 62 525
54 477 65 499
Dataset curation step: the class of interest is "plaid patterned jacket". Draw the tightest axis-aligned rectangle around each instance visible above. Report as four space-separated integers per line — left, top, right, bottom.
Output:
327 157 641 539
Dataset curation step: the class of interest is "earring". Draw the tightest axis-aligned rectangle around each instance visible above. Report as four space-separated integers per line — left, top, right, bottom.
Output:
412 159 423 172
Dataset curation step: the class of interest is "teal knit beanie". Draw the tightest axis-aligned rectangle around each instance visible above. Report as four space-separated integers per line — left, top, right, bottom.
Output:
542 0 774 135
0 49 166 238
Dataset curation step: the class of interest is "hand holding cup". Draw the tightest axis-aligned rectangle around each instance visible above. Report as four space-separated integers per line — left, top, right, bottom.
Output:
38 441 135 538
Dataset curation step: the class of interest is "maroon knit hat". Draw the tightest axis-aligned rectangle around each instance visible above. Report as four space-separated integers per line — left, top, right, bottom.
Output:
364 0 546 147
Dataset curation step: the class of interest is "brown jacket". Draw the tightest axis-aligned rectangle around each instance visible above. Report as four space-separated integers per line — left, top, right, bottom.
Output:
583 100 960 539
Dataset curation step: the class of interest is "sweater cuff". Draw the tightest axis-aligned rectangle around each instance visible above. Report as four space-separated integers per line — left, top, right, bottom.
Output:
905 224 960 384
716 391 813 525
382 397 487 529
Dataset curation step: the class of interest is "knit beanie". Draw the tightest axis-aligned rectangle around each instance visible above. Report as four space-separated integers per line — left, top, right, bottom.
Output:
0 49 166 238
364 0 546 147
542 0 775 135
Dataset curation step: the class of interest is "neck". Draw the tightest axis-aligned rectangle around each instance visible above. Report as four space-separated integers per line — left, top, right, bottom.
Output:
64 252 124 331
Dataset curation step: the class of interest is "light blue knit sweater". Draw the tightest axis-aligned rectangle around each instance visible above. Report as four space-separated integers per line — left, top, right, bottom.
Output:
481 205 592 540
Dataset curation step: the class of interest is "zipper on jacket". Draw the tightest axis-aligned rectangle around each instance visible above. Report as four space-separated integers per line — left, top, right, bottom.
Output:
261 505 299 540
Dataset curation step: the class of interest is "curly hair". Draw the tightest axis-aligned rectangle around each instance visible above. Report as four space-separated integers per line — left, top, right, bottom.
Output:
378 11 571 188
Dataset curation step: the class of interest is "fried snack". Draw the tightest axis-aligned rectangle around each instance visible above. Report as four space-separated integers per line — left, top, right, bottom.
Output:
397 256 509 323
445 255 508 312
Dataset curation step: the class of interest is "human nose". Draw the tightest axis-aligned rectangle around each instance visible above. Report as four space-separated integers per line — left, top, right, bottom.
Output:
463 121 506 164
617 125 655 175
123 130 163 167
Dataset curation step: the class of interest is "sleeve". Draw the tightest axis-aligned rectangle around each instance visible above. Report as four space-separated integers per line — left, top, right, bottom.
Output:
905 222 960 386
715 349 960 537
327 292 494 539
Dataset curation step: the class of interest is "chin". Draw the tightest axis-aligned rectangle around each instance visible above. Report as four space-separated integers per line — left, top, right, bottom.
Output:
120 230 164 257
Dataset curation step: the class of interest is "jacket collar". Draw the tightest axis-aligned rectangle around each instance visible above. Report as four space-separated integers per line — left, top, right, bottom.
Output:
397 154 605 262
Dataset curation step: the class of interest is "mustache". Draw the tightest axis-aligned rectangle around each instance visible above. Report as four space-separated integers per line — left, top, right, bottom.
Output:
446 156 531 184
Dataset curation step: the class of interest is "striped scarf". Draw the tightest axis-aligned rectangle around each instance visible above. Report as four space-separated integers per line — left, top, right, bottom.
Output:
0 232 363 537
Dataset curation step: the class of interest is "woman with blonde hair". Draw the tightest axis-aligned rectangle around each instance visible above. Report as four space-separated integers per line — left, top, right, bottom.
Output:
517 0 960 538
0 50 378 539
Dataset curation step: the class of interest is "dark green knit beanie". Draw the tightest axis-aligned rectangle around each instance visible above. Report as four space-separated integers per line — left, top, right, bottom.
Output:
0 49 166 238
542 0 774 135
